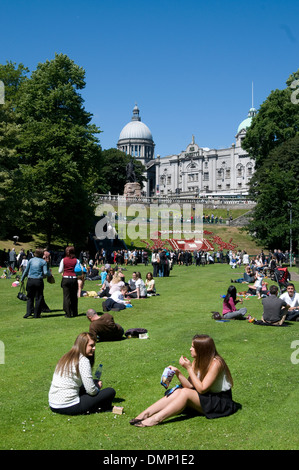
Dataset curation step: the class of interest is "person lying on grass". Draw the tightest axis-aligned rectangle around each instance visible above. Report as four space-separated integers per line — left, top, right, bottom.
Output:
130 334 240 427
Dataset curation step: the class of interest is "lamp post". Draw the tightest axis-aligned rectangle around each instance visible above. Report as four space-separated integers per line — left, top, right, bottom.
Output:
288 202 292 267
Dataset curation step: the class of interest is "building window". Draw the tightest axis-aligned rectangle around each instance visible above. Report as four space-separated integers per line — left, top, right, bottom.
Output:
225 169 230 178
203 172 209 181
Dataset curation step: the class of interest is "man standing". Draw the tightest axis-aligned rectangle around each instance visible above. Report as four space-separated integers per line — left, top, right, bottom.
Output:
280 283 299 321
262 285 290 325
9 248 17 269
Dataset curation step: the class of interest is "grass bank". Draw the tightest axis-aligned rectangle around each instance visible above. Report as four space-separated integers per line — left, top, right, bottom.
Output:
0 262 299 450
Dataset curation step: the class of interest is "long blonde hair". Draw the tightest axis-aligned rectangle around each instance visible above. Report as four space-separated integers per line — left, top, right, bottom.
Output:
111 273 122 284
55 332 95 377
192 334 233 386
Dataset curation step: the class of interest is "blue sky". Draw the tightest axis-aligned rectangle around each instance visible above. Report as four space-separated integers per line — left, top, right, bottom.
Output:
1 0 298 157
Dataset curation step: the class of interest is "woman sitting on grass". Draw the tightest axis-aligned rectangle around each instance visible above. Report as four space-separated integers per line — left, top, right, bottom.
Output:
127 272 147 299
130 334 240 427
109 273 125 296
49 332 115 415
145 272 156 295
97 273 113 298
222 285 247 319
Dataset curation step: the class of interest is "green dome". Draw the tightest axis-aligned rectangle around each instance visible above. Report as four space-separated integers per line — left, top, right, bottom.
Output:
237 107 257 133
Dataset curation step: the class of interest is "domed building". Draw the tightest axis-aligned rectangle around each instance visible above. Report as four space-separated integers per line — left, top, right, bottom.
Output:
117 104 155 167
117 104 256 197
237 107 257 134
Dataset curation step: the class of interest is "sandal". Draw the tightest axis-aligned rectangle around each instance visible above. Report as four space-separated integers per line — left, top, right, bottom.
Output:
129 418 143 425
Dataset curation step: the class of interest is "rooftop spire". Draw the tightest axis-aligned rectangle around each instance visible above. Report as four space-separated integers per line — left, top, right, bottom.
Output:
132 103 141 122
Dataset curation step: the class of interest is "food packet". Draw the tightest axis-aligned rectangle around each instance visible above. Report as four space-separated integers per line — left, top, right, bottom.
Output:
160 367 175 389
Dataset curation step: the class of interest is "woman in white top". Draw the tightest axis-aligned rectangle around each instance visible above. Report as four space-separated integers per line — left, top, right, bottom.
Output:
130 335 240 427
134 272 147 299
49 332 115 415
145 272 156 295
109 273 125 295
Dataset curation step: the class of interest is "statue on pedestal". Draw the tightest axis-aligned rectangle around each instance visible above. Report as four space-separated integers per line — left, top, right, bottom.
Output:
126 159 137 183
124 158 141 197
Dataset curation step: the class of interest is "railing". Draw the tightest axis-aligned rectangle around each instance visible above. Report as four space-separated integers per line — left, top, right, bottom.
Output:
94 193 255 206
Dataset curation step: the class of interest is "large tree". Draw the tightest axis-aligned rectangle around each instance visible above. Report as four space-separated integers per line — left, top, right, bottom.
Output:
16 53 103 246
247 135 299 250
0 62 29 238
242 70 299 251
242 69 299 169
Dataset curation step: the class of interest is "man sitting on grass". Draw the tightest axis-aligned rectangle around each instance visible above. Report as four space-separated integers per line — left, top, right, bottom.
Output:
231 265 255 284
86 308 124 341
279 283 299 321
262 285 290 326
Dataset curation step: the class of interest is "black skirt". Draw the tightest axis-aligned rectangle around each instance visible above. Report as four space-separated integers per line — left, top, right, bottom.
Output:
198 389 241 419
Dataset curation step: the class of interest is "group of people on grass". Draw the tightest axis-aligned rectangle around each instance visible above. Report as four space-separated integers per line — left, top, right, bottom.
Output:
19 246 158 319
11 243 299 425
48 330 241 425
219 283 299 325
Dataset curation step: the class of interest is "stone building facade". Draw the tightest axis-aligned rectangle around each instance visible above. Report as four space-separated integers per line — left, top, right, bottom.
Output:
117 104 256 197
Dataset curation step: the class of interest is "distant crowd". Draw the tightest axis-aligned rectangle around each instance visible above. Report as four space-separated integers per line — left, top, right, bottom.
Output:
1 246 294 277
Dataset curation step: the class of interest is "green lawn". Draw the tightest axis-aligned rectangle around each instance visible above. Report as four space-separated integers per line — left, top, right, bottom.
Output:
0 262 299 450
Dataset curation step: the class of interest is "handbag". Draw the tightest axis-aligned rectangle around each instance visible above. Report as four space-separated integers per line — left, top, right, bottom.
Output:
124 328 148 338
17 282 27 301
211 311 222 320
74 259 83 275
47 274 55 284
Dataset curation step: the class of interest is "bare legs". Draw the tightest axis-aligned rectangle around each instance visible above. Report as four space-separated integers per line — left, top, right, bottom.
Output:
133 388 203 427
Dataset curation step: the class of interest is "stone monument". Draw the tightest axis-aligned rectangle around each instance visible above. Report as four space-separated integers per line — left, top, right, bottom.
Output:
124 159 142 197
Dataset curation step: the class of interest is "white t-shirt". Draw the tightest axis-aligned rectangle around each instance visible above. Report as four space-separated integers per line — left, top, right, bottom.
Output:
280 291 299 308
109 281 125 295
136 278 147 297
243 254 249 264
111 291 126 304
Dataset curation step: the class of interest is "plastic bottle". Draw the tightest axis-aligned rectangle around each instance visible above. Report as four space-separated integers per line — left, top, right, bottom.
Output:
94 364 103 380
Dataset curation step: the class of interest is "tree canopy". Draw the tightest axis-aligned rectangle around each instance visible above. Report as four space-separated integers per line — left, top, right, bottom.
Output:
0 54 104 247
243 70 299 251
0 62 29 238
242 70 299 169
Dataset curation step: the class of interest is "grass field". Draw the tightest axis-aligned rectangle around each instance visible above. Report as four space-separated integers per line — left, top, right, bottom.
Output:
1 261 299 451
